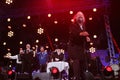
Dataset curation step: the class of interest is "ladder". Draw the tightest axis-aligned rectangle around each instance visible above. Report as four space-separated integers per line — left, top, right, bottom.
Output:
104 15 116 65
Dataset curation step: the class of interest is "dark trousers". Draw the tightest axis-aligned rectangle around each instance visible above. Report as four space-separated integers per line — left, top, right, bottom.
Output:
71 59 86 80
40 64 47 72
16 63 22 73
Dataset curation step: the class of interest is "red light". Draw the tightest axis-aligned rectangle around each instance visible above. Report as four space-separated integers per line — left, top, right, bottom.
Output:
106 66 112 72
52 67 58 74
50 67 59 79
8 70 13 75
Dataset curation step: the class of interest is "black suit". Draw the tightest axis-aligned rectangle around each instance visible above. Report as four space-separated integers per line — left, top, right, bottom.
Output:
68 22 87 80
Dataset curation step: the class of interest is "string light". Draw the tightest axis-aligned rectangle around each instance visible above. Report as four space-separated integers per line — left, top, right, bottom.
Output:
55 38 58 42
8 26 12 29
19 41 23 44
48 13 52 17
27 16 31 19
22 24 27 27
69 10 73 14
89 17 93 20
3 42 7 46
7 18 11 22
93 35 97 39
93 8 97 12
36 39 39 43
71 19 74 22
54 20 58 24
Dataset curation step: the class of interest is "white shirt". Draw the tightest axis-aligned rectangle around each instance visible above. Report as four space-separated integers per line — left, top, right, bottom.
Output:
9 55 22 64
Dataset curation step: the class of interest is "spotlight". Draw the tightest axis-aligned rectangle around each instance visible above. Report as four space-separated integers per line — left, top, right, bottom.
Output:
8 70 13 75
103 66 114 77
7 69 15 79
50 67 60 79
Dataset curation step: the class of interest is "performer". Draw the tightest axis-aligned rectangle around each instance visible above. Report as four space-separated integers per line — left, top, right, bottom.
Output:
50 48 64 62
36 46 48 72
68 11 90 80
21 44 34 74
4 48 24 73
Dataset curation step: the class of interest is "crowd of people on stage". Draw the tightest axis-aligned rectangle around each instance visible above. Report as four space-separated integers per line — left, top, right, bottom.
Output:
3 11 92 80
4 43 67 75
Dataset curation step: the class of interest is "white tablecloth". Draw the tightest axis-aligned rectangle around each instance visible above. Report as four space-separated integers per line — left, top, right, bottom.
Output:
47 61 69 74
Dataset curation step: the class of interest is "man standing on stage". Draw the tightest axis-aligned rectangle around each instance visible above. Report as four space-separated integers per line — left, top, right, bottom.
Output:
37 46 48 72
68 11 90 80
4 48 24 73
22 44 34 74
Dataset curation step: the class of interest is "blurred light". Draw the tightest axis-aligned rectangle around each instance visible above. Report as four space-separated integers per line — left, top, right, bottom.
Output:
106 66 112 72
89 47 96 53
6 52 11 56
103 66 114 77
7 48 10 51
27 16 31 19
8 70 13 75
6 0 13 4
71 19 74 22
7 18 11 22
93 8 97 12
23 24 27 27
8 26 12 29
50 67 59 79
45 45 49 49
89 17 93 20
3 42 7 46
9 65 12 68
37 28 44 35
8 31 14 37
35 45 38 48
19 41 23 44
90 42 93 46
48 13 52 17
54 21 58 24
93 35 97 39
55 38 58 42
69 10 73 14
36 39 39 43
